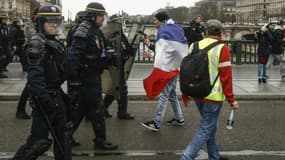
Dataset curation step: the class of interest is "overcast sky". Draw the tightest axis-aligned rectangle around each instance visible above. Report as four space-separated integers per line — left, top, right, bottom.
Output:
62 0 199 20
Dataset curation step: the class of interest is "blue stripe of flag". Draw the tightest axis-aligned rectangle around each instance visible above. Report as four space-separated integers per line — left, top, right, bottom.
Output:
157 24 188 44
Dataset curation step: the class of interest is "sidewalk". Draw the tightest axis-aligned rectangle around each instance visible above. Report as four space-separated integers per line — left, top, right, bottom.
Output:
1 63 285 100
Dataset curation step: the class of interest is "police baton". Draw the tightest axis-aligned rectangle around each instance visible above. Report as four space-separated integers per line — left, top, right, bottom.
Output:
33 96 65 156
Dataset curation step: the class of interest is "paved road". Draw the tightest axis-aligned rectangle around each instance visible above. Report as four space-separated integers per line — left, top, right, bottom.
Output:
0 100 285 160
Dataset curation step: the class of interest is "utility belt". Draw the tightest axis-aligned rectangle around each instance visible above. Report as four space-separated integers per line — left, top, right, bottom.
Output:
81 53 109 73
47 87 62 96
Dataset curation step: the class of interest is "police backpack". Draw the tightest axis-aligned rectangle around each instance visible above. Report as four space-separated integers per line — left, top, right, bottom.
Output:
180 41 221 98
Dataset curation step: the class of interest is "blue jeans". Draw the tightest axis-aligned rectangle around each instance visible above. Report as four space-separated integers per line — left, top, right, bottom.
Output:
153 76 184 128
258 63 267 79
180 101 222 160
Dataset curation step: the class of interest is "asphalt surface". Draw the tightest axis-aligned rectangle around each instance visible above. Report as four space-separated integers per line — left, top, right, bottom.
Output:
0 100 285 160
1 63 285 159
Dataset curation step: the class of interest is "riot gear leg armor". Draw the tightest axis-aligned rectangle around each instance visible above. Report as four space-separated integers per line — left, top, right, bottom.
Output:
12 139 52 160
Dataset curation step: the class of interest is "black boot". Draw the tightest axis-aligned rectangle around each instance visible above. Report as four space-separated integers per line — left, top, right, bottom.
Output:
104 110 112 118
94 139 118 150
117 112 135 120
262 78 267 83
71 137 80 147
0 72 8 78
117 92 134 120
16 111 31 119
103 95 115 118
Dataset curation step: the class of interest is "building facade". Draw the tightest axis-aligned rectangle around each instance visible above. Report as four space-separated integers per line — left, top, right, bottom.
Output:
268 0 285 22
0 0 31 20
236 0 269 24
217 0 236 24
0 0 62 20
191 0 236 24
36 0 61 8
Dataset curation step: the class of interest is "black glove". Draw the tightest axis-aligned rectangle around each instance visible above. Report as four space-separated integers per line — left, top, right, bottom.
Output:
68 82 81 109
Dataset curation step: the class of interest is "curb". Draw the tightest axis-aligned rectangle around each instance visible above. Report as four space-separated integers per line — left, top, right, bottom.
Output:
1 94 285 101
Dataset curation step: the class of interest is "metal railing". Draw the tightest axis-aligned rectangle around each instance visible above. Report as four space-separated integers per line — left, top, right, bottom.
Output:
10 40 262 65
134 40 259 65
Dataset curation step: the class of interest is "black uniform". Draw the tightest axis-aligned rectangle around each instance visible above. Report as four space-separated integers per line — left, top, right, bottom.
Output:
16 15 37 119
12 5 71 160
0 20 12 78
66 11 85 49
103 27 135 119
9 21 28 71
184 20 205 46
68 16 118 149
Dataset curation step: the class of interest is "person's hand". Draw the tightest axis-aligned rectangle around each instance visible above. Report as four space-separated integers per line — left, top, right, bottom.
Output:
143 51 153 58
182 94 190 107
230 101 239 110
143 37 150 45
12 46 17 52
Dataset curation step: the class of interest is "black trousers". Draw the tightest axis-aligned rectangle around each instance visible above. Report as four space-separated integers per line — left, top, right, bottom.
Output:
104 59 128 114
73 74 106 141
14 93 68 160
16 83 29 113
0 46 12 72
15 45 28 71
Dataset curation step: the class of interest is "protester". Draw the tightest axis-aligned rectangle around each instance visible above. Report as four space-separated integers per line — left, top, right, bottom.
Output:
266 21 285 81
184 15 205 46
256 26 272 84
180 19 239 160
141 11 188 131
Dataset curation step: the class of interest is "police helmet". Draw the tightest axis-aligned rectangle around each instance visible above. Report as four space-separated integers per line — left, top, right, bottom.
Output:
75 11 85 24
109 14 123 23
36 5 64 35
12 18 24 26
0 13 9 20
85 2 106 17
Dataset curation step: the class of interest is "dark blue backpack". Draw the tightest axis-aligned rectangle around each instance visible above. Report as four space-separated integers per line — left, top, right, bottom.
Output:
180 41 221 98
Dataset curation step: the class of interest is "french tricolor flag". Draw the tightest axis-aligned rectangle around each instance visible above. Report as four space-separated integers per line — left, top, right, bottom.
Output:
143 20 188 99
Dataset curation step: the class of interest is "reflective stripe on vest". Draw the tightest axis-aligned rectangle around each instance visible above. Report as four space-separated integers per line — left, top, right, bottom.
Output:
198 38 226 102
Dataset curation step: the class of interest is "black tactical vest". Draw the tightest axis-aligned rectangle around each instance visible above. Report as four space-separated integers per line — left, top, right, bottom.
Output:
44 39 68 89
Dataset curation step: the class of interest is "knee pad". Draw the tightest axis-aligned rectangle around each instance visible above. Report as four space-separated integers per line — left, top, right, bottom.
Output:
23 139 52 160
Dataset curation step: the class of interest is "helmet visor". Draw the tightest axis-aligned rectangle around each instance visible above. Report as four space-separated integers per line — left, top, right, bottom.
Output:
44 16 64 35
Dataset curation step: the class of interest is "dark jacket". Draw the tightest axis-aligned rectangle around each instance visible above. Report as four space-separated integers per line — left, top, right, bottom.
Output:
27 34 67 109
184 20 205 45
271 28 284 55
257 31 272 56
0 22 9 46
9 24 25 46
68 20 107 84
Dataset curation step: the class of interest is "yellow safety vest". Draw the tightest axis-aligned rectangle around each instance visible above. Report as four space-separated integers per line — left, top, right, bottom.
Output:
190 38 226 102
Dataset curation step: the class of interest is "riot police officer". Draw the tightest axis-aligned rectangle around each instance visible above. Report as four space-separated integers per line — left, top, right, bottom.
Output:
103 14 135 119
9 18 27 72
65 10 86 147
15 8 39 120
12 6 72 160
0 13 11 78
68 2 118 150
66 11 85 48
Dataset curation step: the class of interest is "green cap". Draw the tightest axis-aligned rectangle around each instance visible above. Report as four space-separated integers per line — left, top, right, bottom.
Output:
205 19 222 34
